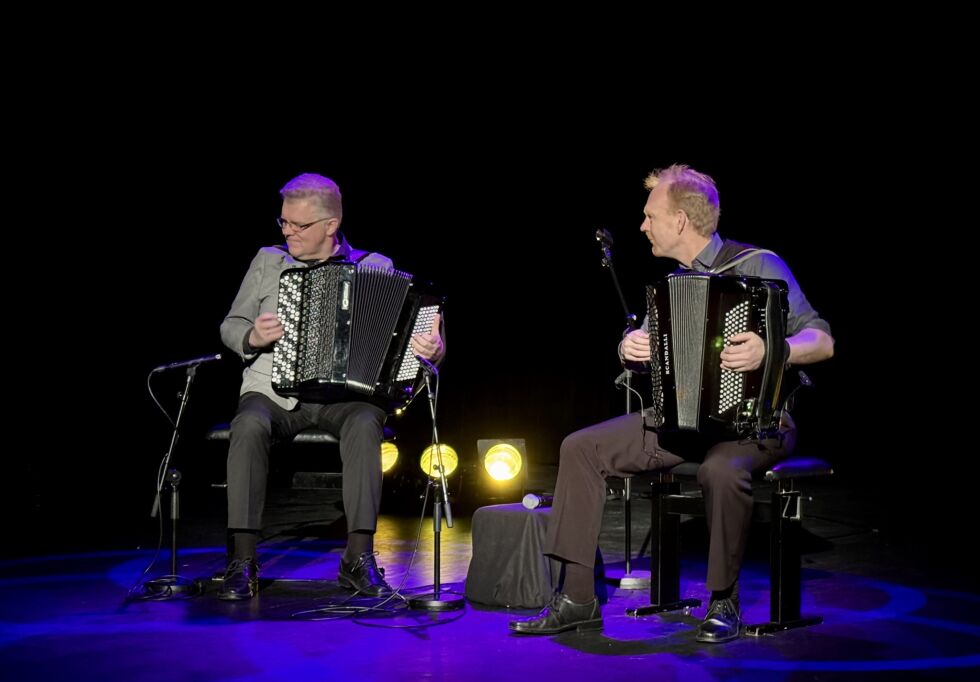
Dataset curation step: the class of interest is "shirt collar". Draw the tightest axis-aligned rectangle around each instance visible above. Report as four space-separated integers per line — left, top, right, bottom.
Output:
288 231 354 266
689 233 724 272
328 231 354 261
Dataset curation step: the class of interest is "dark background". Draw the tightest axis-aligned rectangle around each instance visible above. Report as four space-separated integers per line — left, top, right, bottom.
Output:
9 117 939 557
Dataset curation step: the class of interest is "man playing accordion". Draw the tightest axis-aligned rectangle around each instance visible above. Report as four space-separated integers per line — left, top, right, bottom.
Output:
218 173 444 601
510 164 833 642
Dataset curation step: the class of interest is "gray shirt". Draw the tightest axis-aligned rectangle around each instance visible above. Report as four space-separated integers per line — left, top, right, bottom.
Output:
685 233 831 337
220 235 393 410
632 234 830 426
625 233 831 361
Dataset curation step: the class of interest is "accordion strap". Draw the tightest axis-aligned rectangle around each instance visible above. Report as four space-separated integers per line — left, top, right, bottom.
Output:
709 247 778 275
348 248 374 264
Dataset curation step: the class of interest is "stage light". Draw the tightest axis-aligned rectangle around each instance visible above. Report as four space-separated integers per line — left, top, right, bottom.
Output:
484 443 523 481
419 444 459 478
381 441 399 473
476 439 528 500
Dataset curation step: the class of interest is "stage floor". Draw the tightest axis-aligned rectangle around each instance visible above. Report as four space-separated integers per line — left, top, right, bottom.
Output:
2 471 978 681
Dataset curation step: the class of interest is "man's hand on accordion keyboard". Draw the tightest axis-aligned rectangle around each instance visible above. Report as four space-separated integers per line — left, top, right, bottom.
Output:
249 312 284 350
410 312 444 364
720 332 765 372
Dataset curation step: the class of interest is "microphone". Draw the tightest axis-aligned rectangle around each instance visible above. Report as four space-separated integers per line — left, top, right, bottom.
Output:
596 228 614 265
153 353 222 372
523 493 554 509
415 355 439 376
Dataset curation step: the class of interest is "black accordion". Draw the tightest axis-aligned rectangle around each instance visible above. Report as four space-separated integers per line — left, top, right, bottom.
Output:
645 272 789 439
271 261 442 411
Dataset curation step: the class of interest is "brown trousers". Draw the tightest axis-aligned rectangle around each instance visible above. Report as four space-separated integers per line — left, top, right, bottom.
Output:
544 412 795 591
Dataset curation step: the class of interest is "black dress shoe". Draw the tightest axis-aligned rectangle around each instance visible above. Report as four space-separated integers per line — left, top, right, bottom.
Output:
217 558 259 601
696 598 741 643
509 593 602 635
338 552 392 596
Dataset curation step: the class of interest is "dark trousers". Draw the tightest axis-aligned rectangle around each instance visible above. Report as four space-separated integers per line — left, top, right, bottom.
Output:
226 392 387 534
544 412 795 591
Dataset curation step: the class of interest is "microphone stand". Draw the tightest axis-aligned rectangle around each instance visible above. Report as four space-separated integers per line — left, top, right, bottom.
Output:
136 364 203 599
595 229 650 590
408 358 465 611
596 228 637 335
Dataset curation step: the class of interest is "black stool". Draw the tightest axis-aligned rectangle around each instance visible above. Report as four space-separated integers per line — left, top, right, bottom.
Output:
465 503 606 609
205 423 393 488
628 456 833 636
465 504 560 609
205 423 341 445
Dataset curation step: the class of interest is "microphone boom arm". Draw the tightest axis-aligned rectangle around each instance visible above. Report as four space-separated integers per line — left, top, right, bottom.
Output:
595 229 637 332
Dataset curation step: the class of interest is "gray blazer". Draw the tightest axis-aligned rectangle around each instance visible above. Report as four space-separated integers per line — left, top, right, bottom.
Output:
220 242 394 410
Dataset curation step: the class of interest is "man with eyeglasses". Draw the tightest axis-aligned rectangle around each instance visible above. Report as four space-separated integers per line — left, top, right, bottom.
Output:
218 173 445 600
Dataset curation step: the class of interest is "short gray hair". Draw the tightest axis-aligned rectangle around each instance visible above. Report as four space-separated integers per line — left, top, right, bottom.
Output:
279 173 343 220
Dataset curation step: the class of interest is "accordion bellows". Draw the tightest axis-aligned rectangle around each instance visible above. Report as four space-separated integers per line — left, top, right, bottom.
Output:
646 273 789 440
272 262 441 411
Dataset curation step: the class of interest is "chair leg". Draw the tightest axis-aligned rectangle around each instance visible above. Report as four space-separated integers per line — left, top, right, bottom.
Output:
744 486 822 636
624 476 633 574
628 478 700 616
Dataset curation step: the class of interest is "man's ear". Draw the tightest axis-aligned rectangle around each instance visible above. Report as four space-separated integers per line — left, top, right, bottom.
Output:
675 209 689 234
325 217 341 236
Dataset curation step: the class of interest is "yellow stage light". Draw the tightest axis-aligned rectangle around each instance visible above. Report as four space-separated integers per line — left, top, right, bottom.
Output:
484 443 524 481
381 441 399 473
476 439 528 500
419 444 459 478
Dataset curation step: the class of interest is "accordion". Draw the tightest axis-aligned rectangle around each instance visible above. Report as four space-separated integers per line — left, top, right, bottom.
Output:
645 272 789 439
271 261 442 411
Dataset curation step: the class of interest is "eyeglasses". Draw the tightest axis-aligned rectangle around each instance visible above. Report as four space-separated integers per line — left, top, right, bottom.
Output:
276 216 332 232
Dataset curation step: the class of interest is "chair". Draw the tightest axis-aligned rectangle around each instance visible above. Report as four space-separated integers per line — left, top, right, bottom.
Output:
205 423 341 446
627 456 833 636
205 423 393 489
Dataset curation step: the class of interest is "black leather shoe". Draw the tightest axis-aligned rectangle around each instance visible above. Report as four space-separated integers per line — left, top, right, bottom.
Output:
696 598 741 643
509 593 602 635
217 558 259 601
338 552 392 596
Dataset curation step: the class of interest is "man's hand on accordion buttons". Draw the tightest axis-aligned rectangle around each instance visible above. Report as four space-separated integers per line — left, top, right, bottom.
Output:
622 329 652 363
720 332 764 372
411 312 444 364
249 312 284 349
